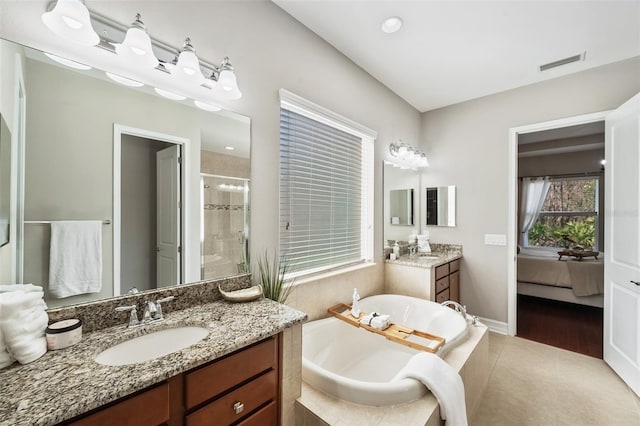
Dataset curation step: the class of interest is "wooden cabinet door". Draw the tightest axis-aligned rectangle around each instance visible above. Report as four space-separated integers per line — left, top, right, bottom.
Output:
449 270 460 303
67 384 169 426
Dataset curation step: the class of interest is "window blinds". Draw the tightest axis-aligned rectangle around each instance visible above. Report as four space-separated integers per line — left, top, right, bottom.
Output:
280 108 364 274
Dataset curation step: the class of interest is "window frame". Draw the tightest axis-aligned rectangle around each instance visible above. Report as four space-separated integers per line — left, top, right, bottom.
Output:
525 175 601 251
278 89 376 279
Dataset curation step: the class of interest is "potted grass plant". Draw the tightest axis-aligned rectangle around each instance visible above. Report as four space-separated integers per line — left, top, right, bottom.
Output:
256 251 295 304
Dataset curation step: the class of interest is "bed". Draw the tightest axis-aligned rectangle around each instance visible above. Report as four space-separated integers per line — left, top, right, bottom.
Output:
517 251 604 307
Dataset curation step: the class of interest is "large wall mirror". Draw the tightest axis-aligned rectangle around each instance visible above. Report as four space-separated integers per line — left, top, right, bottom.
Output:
0 39 251 308
383 163 420 247
426 186 456 227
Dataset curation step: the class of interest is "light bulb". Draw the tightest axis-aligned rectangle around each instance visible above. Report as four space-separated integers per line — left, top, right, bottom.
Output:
114 14 158 69
106 72 144 87
194 100 221 112
41 0 99 46
154 88 186 101
44 52 92 70
168 38 205 85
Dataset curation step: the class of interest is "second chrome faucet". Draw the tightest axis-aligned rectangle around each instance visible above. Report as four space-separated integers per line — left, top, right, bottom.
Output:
116 296 176 328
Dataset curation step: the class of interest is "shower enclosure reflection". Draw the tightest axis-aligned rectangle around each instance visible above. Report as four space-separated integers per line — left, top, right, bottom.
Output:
200 174 250 280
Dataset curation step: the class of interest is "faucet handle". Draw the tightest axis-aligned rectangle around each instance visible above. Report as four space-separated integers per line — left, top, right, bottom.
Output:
115 305 139 327
155 296 175 320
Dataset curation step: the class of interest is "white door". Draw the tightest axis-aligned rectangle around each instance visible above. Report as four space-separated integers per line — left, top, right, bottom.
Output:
156 145 180 287
604 92 640 397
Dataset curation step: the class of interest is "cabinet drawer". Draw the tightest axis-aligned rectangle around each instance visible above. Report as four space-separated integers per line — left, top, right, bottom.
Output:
449 271 460 303
185 337 276 409
68 383 169 426
237 401 277 426
435 276 449 293
186 370 277 426
435 288 450 304
449 259 460 273
435 264 449 280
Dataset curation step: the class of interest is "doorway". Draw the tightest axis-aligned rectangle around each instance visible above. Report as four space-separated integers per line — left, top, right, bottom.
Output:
507 111 610 337
200 173 249 280
113 125 187 296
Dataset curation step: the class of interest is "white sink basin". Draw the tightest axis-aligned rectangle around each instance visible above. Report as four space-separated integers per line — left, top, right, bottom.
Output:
95 326 209 366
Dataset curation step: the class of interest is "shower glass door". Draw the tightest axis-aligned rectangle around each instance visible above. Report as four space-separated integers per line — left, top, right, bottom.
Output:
200 174 249 280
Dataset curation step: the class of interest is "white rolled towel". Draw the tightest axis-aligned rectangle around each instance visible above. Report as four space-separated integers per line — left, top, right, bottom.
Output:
0 284 44 293
360 312 391 330
6 336 47 365
2 310 49 338
0 291 47 319
0 326 15 369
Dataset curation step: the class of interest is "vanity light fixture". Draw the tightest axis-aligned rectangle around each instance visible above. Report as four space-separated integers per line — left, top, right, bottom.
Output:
41 2 242 103
154 88 186 101
114 14 159 69
106 72 144 87
381 16 403 34
194 100 222 112
41 0 99 46
44 52 92 70
388 140 429 169
167 38 206 85
211 58 242 100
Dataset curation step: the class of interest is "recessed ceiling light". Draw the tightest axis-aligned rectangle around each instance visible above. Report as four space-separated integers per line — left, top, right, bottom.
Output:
105 72 144 87
194 100 222 112
44 52 92 70
154 87 186 101
381 16 403 34
224 146 235 151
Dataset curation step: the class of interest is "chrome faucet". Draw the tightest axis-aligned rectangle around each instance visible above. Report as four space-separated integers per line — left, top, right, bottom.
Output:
142 296 175 322
143 300 159 321
116 296 176 328
115 305 140 327
441 300 467 320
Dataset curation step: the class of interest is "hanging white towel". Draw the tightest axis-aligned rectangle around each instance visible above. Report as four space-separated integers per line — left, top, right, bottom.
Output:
393 352 468 426
49 221 102 298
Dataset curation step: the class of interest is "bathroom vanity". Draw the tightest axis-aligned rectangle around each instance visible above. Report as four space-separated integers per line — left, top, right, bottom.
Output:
384 244 462 303
0 279 307 426
68 336 278 426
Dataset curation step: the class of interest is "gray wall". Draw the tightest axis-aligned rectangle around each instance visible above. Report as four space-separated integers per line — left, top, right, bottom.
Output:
420 57 640 323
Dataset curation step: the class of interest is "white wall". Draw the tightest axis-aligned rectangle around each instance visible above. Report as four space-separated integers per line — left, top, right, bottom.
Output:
420 57 640 323
0 1 422 314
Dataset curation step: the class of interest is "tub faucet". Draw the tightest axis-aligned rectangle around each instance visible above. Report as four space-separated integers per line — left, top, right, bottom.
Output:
441 300 467 320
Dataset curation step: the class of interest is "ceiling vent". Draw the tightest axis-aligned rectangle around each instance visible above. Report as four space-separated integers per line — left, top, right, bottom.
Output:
539 52 586 72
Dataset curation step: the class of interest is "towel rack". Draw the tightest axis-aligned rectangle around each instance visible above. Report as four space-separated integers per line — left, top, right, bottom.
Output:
24 220 111 225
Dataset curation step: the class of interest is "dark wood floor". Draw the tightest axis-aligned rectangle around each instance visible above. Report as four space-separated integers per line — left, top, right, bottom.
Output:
516 294 603 359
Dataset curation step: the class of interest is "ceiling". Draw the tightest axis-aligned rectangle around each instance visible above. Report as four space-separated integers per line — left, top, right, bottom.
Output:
274 0 640 112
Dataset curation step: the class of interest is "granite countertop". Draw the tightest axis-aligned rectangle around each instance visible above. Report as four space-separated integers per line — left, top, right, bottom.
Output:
385 251 461 269
0 298 307 426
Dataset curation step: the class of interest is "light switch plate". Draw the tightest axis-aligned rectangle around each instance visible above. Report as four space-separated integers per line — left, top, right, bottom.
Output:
485 234 507 246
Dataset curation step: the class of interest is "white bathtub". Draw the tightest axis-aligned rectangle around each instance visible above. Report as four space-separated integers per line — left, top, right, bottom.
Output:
302 294 469 406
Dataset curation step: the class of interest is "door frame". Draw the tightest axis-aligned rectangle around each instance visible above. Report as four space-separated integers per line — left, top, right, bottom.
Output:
507 110 612 336
113 124 189 296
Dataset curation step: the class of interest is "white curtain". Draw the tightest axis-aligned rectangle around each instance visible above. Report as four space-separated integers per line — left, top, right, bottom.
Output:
520 177 551 246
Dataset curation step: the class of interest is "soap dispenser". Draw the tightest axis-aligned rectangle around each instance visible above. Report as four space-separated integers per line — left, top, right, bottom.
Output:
393 242 400 259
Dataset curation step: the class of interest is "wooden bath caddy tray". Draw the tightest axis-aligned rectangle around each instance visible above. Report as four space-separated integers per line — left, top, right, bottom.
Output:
327 303 445 353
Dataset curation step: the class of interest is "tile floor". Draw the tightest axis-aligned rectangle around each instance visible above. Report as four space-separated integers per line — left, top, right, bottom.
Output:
474 332 640 426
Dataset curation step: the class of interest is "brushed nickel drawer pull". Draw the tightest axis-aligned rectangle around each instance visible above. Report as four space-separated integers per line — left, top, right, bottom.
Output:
233 402 244 414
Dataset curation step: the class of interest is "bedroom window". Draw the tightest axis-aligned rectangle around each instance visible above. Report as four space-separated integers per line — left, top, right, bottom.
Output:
279 90 375 277
527 177 599 250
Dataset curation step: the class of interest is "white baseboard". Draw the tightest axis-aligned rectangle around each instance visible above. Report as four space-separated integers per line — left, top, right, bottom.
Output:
476 316 509 335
